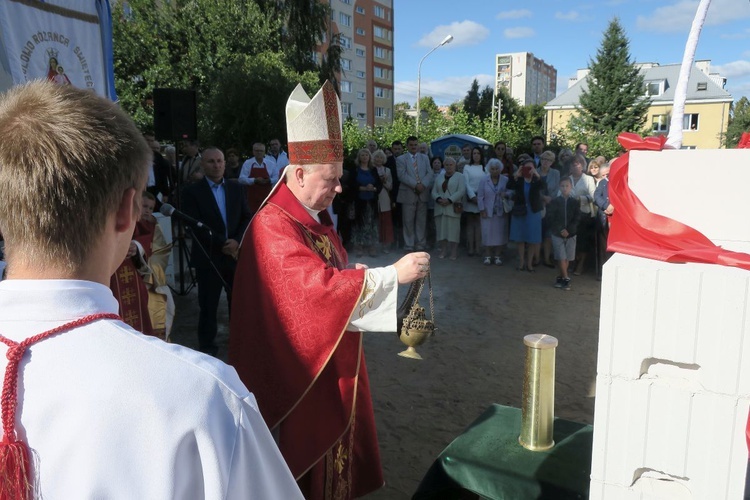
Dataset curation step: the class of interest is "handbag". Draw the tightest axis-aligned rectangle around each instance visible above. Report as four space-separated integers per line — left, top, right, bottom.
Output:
452 202 463 214
502 198 514 214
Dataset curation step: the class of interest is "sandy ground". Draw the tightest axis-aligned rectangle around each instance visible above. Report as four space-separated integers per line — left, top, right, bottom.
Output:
169 243 601 499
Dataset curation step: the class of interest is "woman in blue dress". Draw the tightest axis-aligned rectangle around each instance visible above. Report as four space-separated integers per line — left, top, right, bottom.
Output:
508 157 544 271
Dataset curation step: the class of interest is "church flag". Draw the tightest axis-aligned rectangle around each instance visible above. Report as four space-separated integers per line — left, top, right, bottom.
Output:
0 0 115 99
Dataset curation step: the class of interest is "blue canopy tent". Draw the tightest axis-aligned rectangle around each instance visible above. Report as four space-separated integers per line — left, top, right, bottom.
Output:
429 134 492 162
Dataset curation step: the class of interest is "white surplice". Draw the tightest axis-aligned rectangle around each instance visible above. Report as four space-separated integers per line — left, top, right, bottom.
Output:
0 279 302 499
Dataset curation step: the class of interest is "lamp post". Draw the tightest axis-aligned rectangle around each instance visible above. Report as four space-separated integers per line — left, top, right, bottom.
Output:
416 34 453 135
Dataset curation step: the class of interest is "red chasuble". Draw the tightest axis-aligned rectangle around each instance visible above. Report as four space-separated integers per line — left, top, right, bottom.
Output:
229 182 383 499
110 220 156 337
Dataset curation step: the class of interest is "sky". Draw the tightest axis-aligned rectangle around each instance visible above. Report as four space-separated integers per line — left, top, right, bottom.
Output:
392 0 750 107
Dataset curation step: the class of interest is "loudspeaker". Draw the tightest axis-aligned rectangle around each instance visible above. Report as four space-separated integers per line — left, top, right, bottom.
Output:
153 88 197 141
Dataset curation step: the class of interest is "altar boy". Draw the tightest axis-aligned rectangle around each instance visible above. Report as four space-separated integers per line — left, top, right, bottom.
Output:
0 81 301 498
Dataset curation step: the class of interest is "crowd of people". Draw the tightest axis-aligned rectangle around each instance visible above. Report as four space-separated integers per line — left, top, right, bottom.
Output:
333 135 614 291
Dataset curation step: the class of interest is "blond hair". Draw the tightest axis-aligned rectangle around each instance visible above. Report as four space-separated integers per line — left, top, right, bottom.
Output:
371 149 387 164
0 81 150 271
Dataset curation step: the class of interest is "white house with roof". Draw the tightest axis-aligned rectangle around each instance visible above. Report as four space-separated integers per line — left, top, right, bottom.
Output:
544 60 733 149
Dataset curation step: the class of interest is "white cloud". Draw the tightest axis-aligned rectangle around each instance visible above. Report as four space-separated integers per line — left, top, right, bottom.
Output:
496 9 532 20
712 60 750 79
555 11 580 21
637 0 750 34
417 21 489 48
504 27 535 39
721 28 750 40
394 74 495 107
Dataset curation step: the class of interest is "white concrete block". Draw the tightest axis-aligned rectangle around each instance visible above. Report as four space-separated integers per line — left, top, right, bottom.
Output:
591 376 749 499
629 149 750 254
598 253 750 396
590 478 692 500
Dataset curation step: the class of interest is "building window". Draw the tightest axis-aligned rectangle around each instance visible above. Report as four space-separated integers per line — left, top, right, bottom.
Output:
356 91 366 100
374 86 390 98
356 28 365 36
355 48 365 57
697 82 708 91
652 114 668 133
374 26 390 40
338 36 351 49
340 0 351 4
374 5 385 18
340 81 352 93
375 107 389 118
341 102 352 117
374 46 388 59
357 112 366 119
646 81 664 96
356 6 365 14
374 66 390 79
356 70 365 78
341 58 351 71
339 12 351 27
683 113 699 131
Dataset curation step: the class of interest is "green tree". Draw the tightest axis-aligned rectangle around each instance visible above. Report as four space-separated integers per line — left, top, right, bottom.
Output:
476 85 494 120
255 0 331 72
319 33 344 93
202 53 319 150
567 17 650 158
463 79 480 117
113 0 335 150
496 85 521 125
725 97 750 148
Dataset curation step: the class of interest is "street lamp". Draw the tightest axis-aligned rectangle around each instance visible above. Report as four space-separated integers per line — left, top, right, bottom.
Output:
416 34 453 135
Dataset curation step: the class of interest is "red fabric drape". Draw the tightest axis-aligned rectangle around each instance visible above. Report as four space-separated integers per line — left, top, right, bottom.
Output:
607 132 750 271
607 132 750 456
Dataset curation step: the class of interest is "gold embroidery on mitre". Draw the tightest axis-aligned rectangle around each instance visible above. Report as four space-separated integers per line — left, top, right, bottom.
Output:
288 140 344 164
323 83 342 141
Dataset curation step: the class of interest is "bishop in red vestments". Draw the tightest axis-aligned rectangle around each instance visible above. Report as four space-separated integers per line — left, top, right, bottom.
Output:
229 82 430 499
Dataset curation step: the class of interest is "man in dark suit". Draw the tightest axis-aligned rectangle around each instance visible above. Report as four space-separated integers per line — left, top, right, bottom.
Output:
181 147 252 355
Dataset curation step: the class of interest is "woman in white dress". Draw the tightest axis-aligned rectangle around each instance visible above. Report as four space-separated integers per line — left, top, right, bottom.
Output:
432 157 466 260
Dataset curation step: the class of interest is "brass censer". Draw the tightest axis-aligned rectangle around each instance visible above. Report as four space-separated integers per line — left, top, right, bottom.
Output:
396 269 435 360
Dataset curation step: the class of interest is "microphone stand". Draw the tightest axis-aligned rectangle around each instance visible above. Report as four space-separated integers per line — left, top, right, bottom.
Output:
171 145 198 296
183 225 230 291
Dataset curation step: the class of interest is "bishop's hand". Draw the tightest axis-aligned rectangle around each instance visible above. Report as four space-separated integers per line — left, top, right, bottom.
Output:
393 252 430 284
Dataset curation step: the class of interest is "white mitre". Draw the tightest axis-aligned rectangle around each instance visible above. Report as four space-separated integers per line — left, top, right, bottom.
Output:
285 80 343 165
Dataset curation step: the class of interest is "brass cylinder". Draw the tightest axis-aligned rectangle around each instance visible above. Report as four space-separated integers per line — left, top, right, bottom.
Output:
519 334 558 451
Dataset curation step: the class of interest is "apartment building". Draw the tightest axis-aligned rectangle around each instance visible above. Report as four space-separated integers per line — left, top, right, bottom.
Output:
494 52 557 106
319 0 394 128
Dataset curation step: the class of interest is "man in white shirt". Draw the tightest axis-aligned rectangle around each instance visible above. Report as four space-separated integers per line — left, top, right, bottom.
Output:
0 81 301 499
266 137 290 177
239 142 276 212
